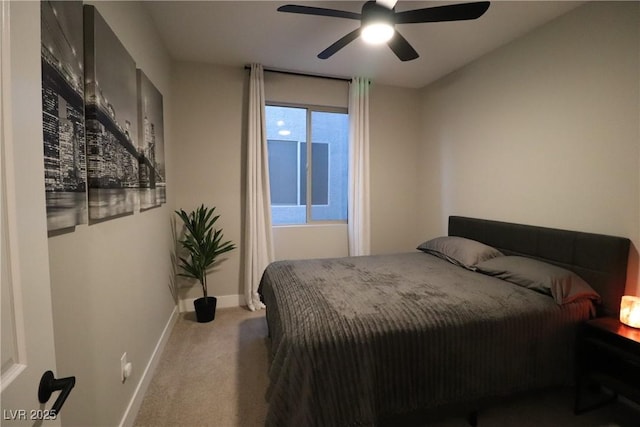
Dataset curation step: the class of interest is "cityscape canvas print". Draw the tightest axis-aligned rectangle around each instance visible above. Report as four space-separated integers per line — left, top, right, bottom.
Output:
84 5 139 222
137 69 166 210
41 1 87 232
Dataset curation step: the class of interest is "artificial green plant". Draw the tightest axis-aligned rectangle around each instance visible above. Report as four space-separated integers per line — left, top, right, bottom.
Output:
175 204 236 302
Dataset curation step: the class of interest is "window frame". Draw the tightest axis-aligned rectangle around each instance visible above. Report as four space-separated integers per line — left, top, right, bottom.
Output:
266 102 348 226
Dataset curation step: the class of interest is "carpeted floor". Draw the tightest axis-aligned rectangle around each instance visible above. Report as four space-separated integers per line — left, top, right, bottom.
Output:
134 307 640 427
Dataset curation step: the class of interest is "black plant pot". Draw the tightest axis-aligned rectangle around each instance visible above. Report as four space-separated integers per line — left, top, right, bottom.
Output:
193 296 217 323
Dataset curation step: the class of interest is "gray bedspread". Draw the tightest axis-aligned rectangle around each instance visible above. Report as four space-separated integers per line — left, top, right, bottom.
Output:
259 252 593 426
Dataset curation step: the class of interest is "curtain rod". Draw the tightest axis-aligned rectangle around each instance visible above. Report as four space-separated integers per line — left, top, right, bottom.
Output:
244 65 352 83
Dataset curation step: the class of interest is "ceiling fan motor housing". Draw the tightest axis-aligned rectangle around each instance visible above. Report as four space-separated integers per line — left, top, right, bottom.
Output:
361 1 396 29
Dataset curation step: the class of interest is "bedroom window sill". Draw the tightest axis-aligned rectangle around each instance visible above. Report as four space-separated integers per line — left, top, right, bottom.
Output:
272 222 347 228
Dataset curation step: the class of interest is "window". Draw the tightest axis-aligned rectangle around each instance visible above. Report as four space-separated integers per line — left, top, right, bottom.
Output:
266 105 348 225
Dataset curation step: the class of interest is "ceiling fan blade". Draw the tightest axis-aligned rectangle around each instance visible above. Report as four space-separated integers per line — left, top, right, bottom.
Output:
277 5 361 20
387 31 419 61
395 1 490 24
318 29 361 60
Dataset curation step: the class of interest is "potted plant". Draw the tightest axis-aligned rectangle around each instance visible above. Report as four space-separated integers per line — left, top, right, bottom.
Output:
175 204 236 323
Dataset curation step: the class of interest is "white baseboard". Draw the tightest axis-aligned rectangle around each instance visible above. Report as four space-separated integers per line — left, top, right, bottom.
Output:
118 305 179 427
178 294 244 312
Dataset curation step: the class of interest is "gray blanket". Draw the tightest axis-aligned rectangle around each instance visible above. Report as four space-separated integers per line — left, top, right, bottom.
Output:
260 252 593 426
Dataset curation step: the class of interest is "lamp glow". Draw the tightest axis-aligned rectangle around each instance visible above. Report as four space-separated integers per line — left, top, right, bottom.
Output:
361 23 394 45
620 295 640 328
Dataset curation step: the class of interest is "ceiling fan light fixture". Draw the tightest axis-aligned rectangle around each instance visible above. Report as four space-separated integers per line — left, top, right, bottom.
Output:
277 1 491 60
361 22 394 45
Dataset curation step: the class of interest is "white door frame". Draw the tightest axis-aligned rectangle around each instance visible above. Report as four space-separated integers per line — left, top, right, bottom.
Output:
1 1 61 425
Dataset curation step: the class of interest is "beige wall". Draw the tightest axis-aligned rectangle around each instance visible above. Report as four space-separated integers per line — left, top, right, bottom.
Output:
273 225 349 260
419 1 640 294
46 2 175 426
369 83 422 254
264 71 349 108
171 62 245 299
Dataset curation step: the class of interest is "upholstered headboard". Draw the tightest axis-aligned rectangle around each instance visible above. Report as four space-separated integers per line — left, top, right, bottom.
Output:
448 216 630 317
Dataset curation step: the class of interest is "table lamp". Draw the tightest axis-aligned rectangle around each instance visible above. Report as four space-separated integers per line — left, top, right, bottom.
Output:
620 295 640 328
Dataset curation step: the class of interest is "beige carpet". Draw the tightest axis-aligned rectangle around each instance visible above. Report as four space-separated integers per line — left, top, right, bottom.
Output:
134 307 639 427
134 307 269 427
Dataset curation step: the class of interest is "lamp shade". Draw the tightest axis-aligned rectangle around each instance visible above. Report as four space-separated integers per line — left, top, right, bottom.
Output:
620 295 640 328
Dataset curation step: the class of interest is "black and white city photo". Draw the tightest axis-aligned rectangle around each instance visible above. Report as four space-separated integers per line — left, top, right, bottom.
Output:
137 69 166 210
41 0 87 232
84 5 139 222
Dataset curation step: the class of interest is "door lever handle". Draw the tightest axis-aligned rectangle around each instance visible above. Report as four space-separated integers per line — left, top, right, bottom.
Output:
38 370 76 416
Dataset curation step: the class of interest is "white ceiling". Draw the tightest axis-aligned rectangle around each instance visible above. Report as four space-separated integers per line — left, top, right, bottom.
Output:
145 1 585 88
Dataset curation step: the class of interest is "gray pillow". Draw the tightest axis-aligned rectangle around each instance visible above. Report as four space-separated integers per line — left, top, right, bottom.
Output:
417 236 503 270
475 256 600 305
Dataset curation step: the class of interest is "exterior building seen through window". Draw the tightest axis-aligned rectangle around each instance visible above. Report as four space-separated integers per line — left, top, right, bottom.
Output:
266 104 348 225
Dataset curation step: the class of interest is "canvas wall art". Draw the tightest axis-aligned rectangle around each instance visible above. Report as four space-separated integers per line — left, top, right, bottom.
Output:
41 0 87 232
84 5 139 222
137 69 166 210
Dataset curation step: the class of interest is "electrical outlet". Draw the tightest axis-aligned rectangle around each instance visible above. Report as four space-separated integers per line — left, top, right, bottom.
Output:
120 352 127 382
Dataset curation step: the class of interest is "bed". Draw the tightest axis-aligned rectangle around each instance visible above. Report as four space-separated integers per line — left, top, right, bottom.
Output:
259 216 630 426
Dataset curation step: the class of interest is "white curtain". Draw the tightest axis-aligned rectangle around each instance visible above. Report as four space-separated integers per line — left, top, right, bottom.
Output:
348 77 371 256
244 63 274 311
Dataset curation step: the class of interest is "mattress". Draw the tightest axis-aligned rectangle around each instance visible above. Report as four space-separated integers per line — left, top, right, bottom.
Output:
259 252 594 426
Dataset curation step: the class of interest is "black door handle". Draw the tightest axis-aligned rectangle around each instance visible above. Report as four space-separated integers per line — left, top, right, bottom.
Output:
38 370 76 416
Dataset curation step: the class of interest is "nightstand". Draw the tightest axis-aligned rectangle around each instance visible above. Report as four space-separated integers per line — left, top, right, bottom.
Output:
574 316 640 414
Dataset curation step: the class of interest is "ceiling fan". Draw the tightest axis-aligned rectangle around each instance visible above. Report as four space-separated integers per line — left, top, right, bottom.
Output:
277 0 490 61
